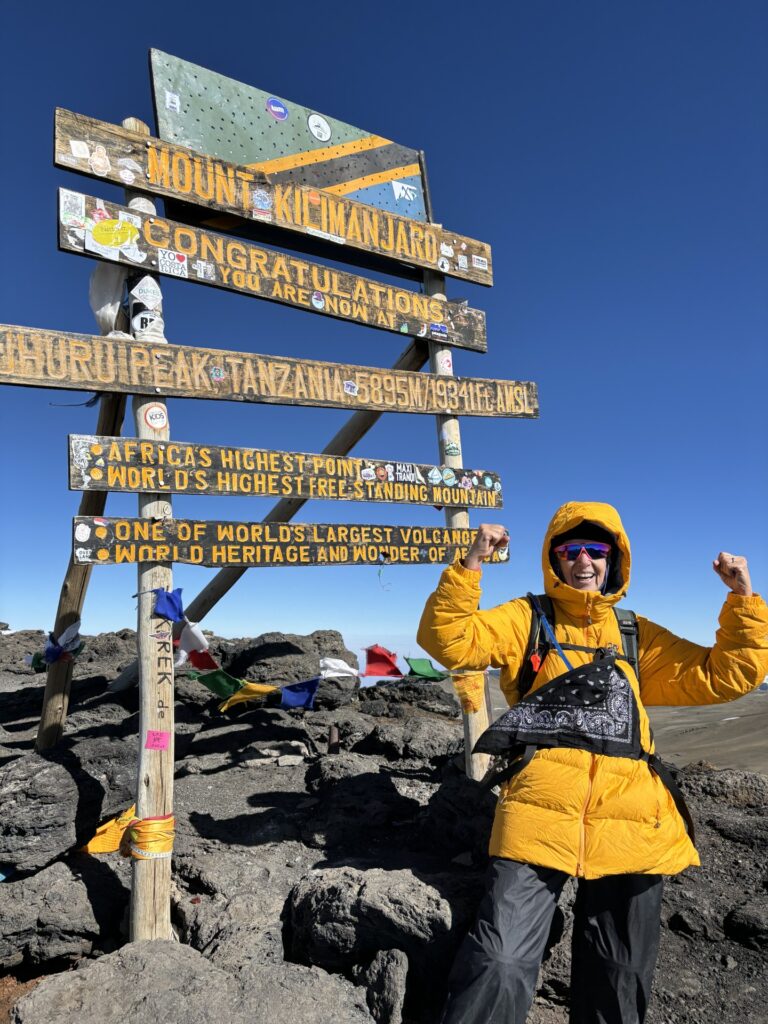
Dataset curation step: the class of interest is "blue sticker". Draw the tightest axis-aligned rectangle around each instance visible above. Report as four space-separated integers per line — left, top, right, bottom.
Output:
430 323 448 336
266 97 289 121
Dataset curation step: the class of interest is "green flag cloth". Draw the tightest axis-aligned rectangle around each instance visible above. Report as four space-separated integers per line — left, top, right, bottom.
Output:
404 657 448 681
185 668 243 699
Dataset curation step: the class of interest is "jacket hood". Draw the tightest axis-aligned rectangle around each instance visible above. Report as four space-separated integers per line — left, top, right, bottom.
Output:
542 501 631 615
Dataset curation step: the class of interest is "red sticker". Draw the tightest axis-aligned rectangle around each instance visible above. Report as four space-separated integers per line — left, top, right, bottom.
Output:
145 730 171 750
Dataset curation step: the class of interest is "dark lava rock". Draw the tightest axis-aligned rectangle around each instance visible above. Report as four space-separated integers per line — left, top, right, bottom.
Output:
0 738 136 874
12 940 374 1024
354 718 463 763
0 858 129 970
354 948 409 1024
358 679 459 720
724 900 768 949
214 629 357 686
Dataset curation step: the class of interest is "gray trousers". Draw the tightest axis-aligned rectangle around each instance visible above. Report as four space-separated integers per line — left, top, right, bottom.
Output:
441 858 663 1024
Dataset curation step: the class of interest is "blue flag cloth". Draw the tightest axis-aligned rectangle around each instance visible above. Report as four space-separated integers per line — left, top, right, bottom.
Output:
281 677 320 710
153 588 185 621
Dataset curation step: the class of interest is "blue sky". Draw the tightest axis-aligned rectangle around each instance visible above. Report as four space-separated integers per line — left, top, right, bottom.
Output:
1 2 766 667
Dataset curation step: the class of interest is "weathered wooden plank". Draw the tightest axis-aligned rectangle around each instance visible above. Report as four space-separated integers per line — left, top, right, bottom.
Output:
54 109 493 286
68 434 504 509
0 325 539 418
58 190 487 352
72 519 510 568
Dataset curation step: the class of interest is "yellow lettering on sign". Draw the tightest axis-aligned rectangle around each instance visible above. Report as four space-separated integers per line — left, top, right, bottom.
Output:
147 147 171 188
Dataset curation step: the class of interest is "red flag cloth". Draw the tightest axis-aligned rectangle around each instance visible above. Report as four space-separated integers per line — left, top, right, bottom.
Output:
188 648 219 670
362 644 403 678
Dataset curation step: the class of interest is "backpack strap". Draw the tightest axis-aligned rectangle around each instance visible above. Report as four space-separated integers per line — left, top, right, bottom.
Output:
517 594 554 699
614 607 639 679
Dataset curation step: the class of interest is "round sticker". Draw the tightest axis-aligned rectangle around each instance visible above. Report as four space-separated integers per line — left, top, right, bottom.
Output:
437 257 451 273
131 311 163 335
266 97 289 121
311 291 325 310
92 219 139 248
74 523 91 543
442 468 457 487
144 403 168 431
307 113 332 142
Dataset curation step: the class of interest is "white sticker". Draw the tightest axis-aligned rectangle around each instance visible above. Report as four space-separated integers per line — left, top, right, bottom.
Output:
131 311 164 335
60 190 85 228
437 257 451 273
457 254 469 270
343 380 359 396
440 243 455 258
471 254 489 271
84 230 119 260
69 140 90 160
392 180 418 202
165 90 181 112
307 113 332 142
144 404 168 431
88 145 111 177
192 260 216 280
118 157 143 174
119 169 135 184
360 467 376 482
130 276 163 310
74 523 91 542
437 351 453 373
158 249 188 278
307 226 345 245
310 291 325 310
74 547 92 562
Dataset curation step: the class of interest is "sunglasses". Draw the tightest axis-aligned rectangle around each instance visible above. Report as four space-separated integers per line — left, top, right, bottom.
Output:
554 542 611 562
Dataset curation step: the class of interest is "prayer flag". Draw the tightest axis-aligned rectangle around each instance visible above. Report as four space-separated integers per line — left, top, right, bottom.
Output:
174 621 209 668
281 677 320 710
362 644 402 678
405 657 448 681
153 588 185 622
186 668 243 699
219 681 280 712
319 656 359 679
188 648 219 671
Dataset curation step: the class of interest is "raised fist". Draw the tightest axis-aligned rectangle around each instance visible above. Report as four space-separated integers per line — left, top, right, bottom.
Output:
712 552 752 597
463 523 510 571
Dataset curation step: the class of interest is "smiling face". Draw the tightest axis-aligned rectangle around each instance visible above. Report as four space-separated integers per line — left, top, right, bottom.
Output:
555 539 610 591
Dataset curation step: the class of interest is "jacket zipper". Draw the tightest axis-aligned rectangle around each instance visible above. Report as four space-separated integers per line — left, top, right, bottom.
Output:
576 755 597 876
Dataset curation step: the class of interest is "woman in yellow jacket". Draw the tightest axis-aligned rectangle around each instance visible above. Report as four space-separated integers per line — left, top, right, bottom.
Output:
417 501 768 1024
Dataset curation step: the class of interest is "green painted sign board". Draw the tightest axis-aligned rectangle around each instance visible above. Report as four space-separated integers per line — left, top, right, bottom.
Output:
150 50 428 222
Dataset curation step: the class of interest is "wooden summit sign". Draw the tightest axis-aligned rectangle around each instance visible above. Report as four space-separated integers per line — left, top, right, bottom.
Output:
69 435 504 508
0 326 539 418
58 190 487 353
54 109 493 286
72 518 511 568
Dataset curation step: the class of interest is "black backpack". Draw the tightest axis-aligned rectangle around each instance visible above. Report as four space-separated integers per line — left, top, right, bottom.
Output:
517 592 639 697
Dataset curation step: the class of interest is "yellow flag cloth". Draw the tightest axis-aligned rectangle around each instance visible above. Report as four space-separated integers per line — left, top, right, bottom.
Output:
79 804 136 853
120 814 175 861
451 672 486 714
218 681 279 712
80 805 175 860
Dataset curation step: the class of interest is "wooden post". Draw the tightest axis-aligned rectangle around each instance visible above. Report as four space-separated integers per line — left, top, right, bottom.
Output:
420 153 492 781
36 111 150 750
36 391 126 750
121 119 175 941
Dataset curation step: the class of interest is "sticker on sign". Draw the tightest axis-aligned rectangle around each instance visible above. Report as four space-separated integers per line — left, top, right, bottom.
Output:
130 276 163 309
158 249 188 277
143 404 169 431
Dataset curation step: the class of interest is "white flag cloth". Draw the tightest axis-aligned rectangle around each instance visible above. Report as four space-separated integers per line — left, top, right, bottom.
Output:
319 657 359 679
174 621 209 668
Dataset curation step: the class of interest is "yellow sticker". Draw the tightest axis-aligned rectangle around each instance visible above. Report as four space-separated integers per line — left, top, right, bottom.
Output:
95 526 108 539
90 443 103 455
91 219 139 248
90 468 103 481
97 549 110 561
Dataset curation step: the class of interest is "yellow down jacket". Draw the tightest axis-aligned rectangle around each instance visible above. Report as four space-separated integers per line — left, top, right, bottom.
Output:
417 501 768 879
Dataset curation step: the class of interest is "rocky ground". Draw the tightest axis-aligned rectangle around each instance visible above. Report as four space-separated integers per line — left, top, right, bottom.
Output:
0 629 766 1024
